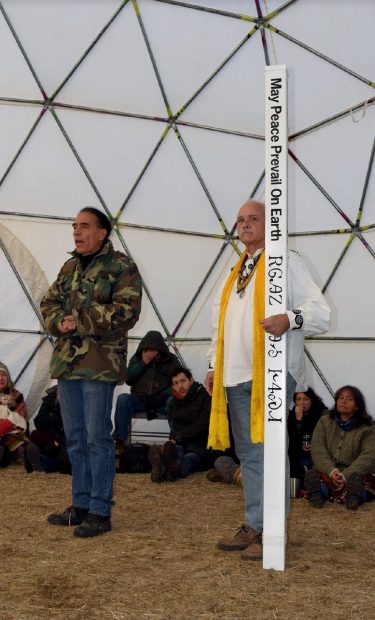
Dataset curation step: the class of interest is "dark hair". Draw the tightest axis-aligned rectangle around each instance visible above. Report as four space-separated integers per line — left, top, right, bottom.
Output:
79 207 112 238
293 387 326 413
170 366 193 381
330 385 373 426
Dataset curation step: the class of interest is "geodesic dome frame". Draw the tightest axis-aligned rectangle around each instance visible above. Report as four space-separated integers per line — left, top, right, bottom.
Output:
0 0 374 417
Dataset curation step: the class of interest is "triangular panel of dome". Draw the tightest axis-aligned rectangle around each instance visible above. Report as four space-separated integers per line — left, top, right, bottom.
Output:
266 33 374 135
290 107 375 225
0 106 41 181
1 0 122 97
0 111 101 217
0 11 41 99
287 153 353 234
58 109 167 212
290 233 348 294
305 341 375 417
117 129 224 235
57 4 166 117
321 238 375 337
302 341 335 402
0 332 42 389
270 0 375 80
177 341 212 386
179 126 264 229
179 29 266 135
138 1 254 116
122 227 225 335
176 243 241 339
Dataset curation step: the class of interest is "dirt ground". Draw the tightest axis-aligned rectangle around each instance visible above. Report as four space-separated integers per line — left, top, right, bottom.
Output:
1 464 375 620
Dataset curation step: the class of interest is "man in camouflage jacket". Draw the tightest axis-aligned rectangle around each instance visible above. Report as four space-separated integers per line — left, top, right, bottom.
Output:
41 207 142 537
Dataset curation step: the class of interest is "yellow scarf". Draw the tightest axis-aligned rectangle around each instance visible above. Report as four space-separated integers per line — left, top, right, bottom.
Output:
207 250 265 450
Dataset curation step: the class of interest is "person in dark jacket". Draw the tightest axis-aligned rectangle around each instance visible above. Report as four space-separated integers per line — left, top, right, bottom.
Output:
113 330 179 453
148 366 218 482
287 387 327 478
23 385 71 474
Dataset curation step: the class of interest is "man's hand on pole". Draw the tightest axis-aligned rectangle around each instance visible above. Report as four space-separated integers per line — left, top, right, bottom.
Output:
260 313 290 337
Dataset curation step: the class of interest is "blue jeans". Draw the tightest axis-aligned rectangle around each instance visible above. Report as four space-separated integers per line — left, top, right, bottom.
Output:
114 393 169 441
58 379 115 516
226 374 295 532
114 394 146 442
165 445 201 481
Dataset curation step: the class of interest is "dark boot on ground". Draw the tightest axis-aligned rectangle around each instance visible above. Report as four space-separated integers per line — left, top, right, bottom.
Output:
74 513 111 537
162 441 180 479
25 443 44 472
47 505 89 526
346 473 363 510
206 469 223 482
304 469 325 508
148 444 164 483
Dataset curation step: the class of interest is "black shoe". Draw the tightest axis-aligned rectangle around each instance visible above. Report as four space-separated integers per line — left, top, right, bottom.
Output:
148 444 165 483
346 473 363 511
74 513 111 538
304 470 324 508
25 443 44 472
47 505 89 526
162 441 180 479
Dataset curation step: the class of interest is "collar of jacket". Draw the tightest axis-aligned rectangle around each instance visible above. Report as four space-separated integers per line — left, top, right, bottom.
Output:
69 239 113 260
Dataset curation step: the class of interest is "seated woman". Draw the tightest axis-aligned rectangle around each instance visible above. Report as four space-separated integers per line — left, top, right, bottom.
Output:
0 362 28 467
305 385 375 510
288 388 327 478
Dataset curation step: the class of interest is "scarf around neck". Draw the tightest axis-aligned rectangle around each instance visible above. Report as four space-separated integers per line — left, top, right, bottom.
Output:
207 250 265 450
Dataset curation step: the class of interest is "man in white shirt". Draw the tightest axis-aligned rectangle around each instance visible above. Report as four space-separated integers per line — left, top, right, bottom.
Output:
205 200 330 561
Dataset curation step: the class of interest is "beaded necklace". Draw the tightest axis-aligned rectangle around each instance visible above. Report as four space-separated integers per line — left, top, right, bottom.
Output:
236 250 263 298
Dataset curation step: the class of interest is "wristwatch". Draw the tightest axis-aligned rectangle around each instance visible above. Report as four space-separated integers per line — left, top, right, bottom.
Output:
292 309 303 329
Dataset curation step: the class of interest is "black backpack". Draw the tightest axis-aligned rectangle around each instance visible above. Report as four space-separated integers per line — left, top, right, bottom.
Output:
118 443 151 474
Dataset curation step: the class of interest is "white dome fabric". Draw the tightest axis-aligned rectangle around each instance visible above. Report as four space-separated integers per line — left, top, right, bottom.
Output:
0 0 374 417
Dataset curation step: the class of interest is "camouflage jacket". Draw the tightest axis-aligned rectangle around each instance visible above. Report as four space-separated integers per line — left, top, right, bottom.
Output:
40 240 142 384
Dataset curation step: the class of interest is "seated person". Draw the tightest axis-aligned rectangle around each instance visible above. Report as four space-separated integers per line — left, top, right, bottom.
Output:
206 417 241 486
206 454 242 486
24 385 71 474
288 388 327 478
114 330 179 453
0 361 28 467
148 366 217 482
305 385 375 510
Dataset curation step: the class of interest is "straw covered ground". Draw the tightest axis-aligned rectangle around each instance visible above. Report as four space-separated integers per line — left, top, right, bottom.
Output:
1 464 375 620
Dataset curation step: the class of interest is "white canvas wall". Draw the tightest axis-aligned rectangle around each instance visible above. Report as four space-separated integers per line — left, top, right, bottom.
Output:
0 0 374 417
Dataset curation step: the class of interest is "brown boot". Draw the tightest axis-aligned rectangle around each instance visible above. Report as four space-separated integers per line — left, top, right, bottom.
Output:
232 467 242 487
241 533 263 561
148 444 164 483
217 524 259 551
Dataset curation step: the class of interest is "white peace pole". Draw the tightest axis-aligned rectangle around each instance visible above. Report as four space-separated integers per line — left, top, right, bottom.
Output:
263 65 288 570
